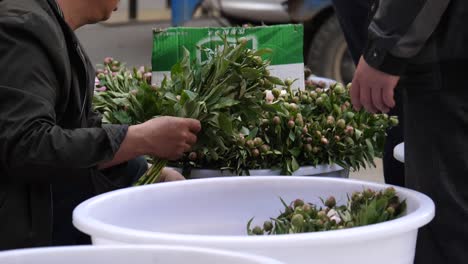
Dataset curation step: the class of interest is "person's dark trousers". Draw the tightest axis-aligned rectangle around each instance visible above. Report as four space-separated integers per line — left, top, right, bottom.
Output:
332 0 405 186
51 156 148 246
402 63 468 263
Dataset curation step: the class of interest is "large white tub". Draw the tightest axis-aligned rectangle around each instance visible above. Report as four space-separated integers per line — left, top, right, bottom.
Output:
73 177 434 264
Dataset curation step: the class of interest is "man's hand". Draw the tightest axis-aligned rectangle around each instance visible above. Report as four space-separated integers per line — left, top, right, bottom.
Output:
350 56 400 113
160 167 186 182
134 116 201 160
98 117 200 170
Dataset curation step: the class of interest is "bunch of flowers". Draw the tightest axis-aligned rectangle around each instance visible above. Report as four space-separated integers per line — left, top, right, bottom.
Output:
247 187 406 235
93 36 398 183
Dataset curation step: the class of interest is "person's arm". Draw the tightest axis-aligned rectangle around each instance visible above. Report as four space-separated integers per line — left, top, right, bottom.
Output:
351 0 451 112
0 14 200 182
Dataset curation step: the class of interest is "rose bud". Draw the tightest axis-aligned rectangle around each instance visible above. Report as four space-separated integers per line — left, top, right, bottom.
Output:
301 94 308 102
302 203 312 214
390 117 399 126
97 73 105 79
317 210 327 219
188 152 198 161
294 199 305 208
260 144 270 153
254 137 263 146
302 127 309 134
315 97 324 105
345 126 354 136
253 56 263 65
251 148 260 157
334 135 341 141
326 116 335 126
321 137 329 145
324 196 336 208
246 140 255 149
304 144 313 153
291 214 304 228
237 136 246 146
333 83 345 94
345 111 355 120
336 119 346 129
103 57 114 65
237 37 248 45
263 221 273 232
272 116 281 125
384 187 396 197
252 226 263 235
312 146 321 153
386 207 396 215
284 78 294 87
292 96 300 103
289 103 298 112
315 88 323 94
287 120 295 129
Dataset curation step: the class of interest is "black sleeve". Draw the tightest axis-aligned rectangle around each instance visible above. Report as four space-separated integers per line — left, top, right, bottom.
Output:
363 0 450 75
0 13 126 182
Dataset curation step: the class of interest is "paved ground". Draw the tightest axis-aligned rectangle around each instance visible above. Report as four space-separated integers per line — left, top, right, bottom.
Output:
76 9 385 184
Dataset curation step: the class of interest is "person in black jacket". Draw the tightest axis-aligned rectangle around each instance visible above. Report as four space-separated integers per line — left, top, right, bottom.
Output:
331 0 405 187
351 0 468 263
0 0 201 249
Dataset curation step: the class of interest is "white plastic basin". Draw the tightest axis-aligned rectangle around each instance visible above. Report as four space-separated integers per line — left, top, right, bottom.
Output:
73 177 434 264
0 245 282 264
394 142 405 163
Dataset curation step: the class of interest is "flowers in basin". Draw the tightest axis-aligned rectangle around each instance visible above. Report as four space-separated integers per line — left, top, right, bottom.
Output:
247 187 407 235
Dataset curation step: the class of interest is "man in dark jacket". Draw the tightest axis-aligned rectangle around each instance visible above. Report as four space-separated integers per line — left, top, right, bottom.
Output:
0 0 201 249
351 0 468 262
331 0 405 187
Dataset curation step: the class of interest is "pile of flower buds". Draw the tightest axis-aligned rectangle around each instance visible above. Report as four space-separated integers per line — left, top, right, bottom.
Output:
247 187 406 235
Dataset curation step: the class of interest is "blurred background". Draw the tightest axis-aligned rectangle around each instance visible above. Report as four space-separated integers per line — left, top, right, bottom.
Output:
76 0 383 183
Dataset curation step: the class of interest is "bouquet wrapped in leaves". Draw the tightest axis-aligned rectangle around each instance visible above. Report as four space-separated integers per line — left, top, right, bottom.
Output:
94 37 274 184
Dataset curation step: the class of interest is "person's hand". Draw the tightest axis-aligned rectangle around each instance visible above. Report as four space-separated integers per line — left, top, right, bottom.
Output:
132 116 201 160
350 56 400 113
160 167 186 182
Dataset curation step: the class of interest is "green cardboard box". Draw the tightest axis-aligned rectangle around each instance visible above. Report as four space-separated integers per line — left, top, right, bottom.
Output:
152 24 305 90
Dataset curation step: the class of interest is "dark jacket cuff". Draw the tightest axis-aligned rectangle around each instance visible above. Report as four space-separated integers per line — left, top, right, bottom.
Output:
102 124 129 154
363 40 408 76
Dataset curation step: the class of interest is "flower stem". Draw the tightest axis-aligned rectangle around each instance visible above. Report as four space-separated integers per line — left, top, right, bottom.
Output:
133 157 167 186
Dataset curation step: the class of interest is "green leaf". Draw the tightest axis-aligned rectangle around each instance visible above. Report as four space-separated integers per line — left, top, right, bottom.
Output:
240 126 250 136
289 130 296 141
247 127 259 140
266 76 285 86
291 156 300 172
112 110 132 124
365 138 375 158
288 148 301 157
211 98 239 110
355 129 363 140
218 113 233 134
182 90 198 101
262 102 289 116
241 67 261 80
